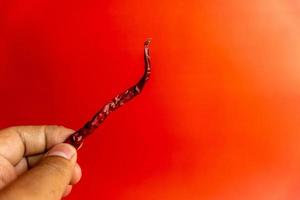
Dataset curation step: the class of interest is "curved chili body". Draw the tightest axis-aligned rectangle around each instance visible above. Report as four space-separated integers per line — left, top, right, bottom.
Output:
65 39 152 149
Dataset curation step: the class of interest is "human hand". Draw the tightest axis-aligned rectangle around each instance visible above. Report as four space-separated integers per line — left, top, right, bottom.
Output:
0 126 82 200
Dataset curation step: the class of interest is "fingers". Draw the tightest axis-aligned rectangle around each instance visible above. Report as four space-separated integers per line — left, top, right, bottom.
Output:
0 125 74 166
14 158 28 176
62 185 73 197
0 144 77 200
0 155 16 190
71 163 82 185
14 154 82 183
62 164 83 198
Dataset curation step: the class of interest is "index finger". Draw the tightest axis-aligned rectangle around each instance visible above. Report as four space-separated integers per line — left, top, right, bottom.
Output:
0 125 74 165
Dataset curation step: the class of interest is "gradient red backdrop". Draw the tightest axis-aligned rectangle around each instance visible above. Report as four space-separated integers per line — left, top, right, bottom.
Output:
1 0 300 199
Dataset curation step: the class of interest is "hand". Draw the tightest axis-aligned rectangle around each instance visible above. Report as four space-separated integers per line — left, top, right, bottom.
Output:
0 125 82 200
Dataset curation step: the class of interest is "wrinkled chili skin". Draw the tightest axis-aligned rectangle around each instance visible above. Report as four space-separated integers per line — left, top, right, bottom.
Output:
65 39 151 149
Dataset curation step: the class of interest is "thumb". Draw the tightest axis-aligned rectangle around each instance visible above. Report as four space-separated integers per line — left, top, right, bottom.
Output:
0 144 77 200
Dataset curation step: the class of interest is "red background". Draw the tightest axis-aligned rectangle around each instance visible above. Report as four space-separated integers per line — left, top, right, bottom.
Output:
1 0 300 199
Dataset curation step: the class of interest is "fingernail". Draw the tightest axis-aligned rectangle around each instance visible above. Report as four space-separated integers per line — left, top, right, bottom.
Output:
46 144 76 160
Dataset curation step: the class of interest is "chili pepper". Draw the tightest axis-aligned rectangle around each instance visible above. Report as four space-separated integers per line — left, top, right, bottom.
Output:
65 39 152 149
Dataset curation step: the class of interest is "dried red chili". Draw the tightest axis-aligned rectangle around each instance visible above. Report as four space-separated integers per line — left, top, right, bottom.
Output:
65 39 152 149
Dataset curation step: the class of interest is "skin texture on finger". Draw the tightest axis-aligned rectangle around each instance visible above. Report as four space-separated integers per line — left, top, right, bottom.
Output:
14 160 82 185
0 155 16 189
14 157 82 184
14 153 44 175
14 158 28 176
0 146 77 200
70 163 82 185
14 152 81 187
14 153 46 176
26 154 44 168
63 185 73 197
0 125 74 166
